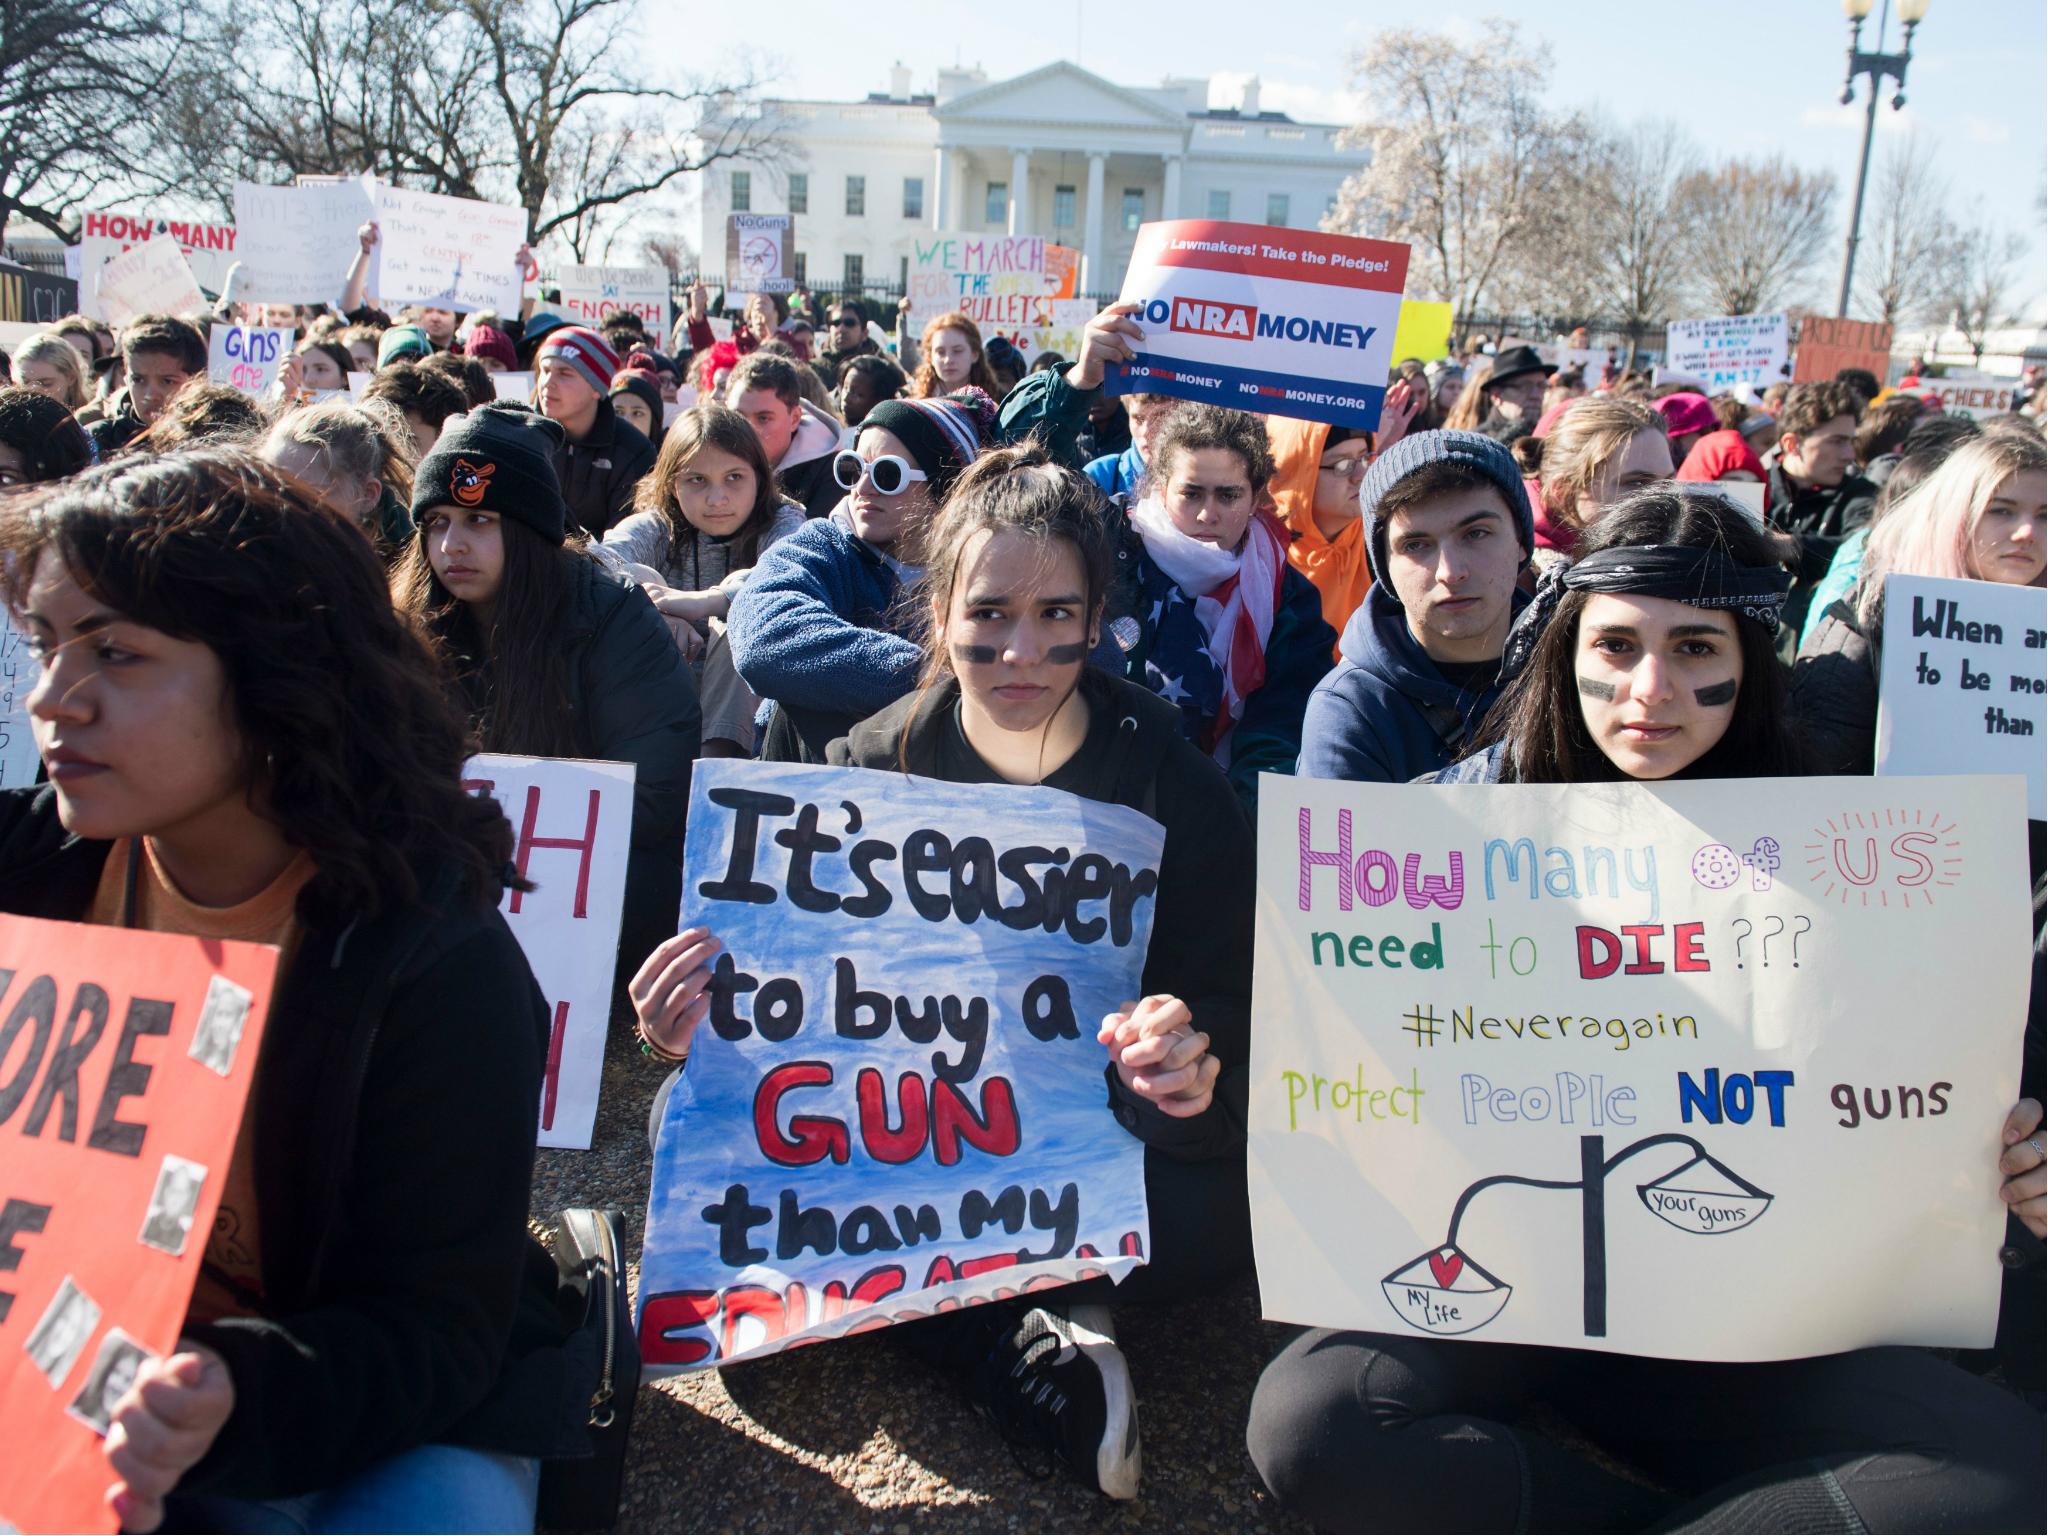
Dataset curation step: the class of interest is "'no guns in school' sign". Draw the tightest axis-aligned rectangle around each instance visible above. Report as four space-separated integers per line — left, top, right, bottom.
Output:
1106 219 1409 433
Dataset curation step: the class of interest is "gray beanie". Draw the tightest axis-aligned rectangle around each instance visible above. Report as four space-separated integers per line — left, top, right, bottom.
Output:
1358 428 1534 586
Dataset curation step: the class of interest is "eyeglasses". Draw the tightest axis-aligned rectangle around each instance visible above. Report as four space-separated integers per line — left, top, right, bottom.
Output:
1319 455 1371 478
833 450 928 495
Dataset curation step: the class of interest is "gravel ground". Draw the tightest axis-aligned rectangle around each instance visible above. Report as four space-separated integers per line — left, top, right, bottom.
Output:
529 1027 1309 1534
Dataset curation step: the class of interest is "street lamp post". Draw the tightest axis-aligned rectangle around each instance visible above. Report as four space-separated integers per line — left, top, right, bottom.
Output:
1835 0 1931 319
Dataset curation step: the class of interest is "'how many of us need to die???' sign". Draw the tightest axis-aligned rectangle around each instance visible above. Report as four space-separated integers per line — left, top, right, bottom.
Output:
1248 772 2031 1364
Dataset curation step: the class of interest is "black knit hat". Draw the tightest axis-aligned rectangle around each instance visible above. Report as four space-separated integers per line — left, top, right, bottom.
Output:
412 402 568 544
1358 428 1533 586
863 388 995 501
0 387 92 484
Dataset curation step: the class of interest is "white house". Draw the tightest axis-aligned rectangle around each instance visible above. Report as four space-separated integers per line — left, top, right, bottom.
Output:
699 62 1365 299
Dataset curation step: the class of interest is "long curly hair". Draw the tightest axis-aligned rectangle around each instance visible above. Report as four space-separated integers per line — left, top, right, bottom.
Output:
0 449 520 920
913 311 995 399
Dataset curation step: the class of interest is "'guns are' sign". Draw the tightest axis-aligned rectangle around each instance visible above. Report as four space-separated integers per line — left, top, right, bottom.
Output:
639 760 1162 1370
1250 773 2028 1360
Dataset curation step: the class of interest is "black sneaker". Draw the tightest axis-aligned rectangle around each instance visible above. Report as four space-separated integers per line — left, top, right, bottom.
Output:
971 1302 1140 1499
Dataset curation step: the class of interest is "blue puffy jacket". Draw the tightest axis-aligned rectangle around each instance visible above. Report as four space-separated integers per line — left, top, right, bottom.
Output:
1085 443 1145 498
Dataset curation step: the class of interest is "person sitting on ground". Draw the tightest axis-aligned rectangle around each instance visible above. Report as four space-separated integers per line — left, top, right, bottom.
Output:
728 390 994 760
419 349 495 411
1249 488 2046 1533
376 324 434 369
0 386 93 486
1654 391 1718 466
721 350 845 520
1470 345 1552 432
459 323 520 375
133 382 269 453
11 331 92 413
534 326 658 538
1 450 595 1533
1792 428 2045 775
1522 397 1672 575
600 403 804 756
337 324 382 375
87 315 207 457
1765 380 1878 645
362 363 470 464
260 397 419 549
1835 365 1882 412
906 310 996 398
1674 397 1771 512
393 402 701 991
1853 392 1925 489
609 367 665 453
811 299 880 393
633 444 1256 1503
1297 430 1533 785
835 353 905 432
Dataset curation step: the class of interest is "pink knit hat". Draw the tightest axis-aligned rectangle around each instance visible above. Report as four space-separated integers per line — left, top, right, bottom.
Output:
1654 391 1718 439
535 326 620 394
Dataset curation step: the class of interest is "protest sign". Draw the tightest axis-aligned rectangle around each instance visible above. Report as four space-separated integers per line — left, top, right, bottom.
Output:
1391 300 1455 364
1250 772 2028 1360
79 212 236 320
1793 316 1893 385
1663 313 1790 391
0 916 279 1534
491 371 535 402
0 258 78 327
1922 374 2017 419
1875 574 2046 818
1708 480 1766 523
372 185 528 313
557 264 671 333
462 755 634 1150
346 371 372 399
1043 243 1080 299
638 760 1161 1370
907 233 1054 333
724 215 794 296
1105 219 1409 433
207 323 293 396
231 177 376 304
93 237 205 329
1 621 38 788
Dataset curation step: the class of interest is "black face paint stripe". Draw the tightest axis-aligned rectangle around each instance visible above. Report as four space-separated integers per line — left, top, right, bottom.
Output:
1693 679 1737 706
952 642 1090 666
1576 677 1616 701
1045 642 1088 665
952 644 998 665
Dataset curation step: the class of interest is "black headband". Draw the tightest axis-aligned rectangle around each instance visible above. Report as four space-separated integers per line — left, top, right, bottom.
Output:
1501 543 1791 683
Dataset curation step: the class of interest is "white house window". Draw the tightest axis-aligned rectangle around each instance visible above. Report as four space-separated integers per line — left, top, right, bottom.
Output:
730 170 751 212
843 253 864 289
1266 192 1290 227
1207 189 1231 219
985 181 1008 224
786 173 807 214
791 252 807 285
1054 185 1076 228
903 177 924 219
1121 189 1144 231
846 176 865 216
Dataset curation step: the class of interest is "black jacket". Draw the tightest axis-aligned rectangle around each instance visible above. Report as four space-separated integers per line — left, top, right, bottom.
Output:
1789 593 1880 775
554 397 657 539
0 787 591 1498
811 336 879 392
1766 458 1878 645
820 667 1254 1162
86 398 148 458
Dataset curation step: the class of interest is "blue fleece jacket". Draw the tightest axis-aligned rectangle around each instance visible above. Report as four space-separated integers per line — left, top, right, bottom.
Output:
1085 443 1144 498
726 515 922 719
1297 584 1528 784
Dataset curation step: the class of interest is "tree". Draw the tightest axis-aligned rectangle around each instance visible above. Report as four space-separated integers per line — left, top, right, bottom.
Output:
1935 209 2026 364
0 0 194 238
640 229 697 283
1580 120 1696 369
1323 19 1583 324
1854 132 1952 327
1672 156 1837 316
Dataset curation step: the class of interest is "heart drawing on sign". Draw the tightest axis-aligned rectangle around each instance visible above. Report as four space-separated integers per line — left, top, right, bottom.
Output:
1427 1248 1463 1288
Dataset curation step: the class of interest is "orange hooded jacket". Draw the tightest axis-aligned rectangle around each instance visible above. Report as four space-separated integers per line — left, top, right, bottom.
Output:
1267 416 1372 654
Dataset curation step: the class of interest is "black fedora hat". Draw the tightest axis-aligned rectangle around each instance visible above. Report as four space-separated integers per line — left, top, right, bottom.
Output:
1488 343 1556 385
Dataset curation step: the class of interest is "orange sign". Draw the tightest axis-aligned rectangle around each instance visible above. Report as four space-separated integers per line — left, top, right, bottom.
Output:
1044 244 1080 299
0 915 278 1534
1793 316 1893 384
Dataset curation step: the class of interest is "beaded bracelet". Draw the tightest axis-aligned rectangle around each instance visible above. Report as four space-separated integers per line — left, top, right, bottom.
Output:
637 1024 689 1066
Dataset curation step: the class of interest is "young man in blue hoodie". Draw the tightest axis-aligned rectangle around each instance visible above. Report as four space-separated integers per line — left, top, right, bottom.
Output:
1297 431 1532 783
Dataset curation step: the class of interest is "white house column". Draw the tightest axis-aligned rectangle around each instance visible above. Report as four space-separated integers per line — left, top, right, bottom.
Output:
1082 152 1107 293
932 144 953 231
1162 155 1183 219
1008 147 1031 236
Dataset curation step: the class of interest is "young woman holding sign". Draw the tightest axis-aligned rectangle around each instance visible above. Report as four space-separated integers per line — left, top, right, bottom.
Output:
1247 487 2047 1533
0 450 590 1532
633 444 1256 1501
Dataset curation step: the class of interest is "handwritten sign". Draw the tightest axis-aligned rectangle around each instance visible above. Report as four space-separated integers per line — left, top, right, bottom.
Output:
1876 574 2046 818
1922 375 2017 419
1 622 38 788
79 212 236 320
556 264 670 334
908 233 1054 334
93 237 205 328
638 760 1161 1370
723 216 794 296
1106 219 1410 433
462 755 634 1150
372 185 527 313
1663 313 1790 392
0 916 279 1534
206 324 293 396
231 177 375 304
0 258 79 327
1794 316 1893 385
1250 773 2028 1360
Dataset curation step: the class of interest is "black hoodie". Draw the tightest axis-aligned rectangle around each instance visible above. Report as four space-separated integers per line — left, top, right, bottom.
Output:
815 667 1254 1162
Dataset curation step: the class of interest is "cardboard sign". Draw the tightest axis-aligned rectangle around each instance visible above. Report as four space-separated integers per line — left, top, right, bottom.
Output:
93 237 205 329
723 216 794 296
462 755 635 1150
1043 243 1080 300
1875 574 2045 818
1663 313 1790 392
1105 219 1410 433
1922 376 2017 419
372 185 528 313
1793 316 1893 385
557 264 671 334
638 760 1162 1371
0 258 79 327
908 233 1054 334
206 323 293 396
1391 300 1455 364
0 916 279 1534
0 621 38 788
231 177 376 304
78 213 236 320
1251 773 2030 1360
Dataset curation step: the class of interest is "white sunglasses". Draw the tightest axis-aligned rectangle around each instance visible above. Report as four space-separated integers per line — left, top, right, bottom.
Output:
833 449 928 495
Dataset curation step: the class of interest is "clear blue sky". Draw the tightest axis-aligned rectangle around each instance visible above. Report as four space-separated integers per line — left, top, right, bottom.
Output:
655 0 2047 321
